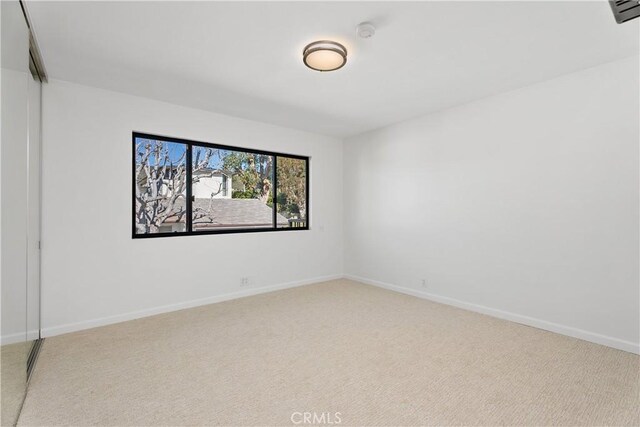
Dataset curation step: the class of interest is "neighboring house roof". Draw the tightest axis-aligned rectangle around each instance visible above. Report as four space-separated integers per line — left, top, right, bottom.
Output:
165 198 288 228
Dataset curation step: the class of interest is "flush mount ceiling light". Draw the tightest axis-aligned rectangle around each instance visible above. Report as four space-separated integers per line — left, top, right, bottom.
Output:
302 40 347 72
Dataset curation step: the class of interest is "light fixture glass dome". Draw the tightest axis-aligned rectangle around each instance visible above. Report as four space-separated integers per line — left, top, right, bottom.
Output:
303 40 347 72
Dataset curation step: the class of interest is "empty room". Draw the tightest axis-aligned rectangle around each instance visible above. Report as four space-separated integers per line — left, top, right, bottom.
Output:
1 1 638 426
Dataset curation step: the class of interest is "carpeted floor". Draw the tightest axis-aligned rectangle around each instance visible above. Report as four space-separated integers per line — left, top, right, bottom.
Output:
2 342 29 426
17 279 640 426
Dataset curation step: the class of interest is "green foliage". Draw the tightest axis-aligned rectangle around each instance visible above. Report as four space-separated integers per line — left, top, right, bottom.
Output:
232 190 254 199
223 152 306 221
276 157 306 219
222 152 272 201
275 193 300 218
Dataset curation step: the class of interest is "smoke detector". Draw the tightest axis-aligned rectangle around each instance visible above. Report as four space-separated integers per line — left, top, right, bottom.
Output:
356 22 376 39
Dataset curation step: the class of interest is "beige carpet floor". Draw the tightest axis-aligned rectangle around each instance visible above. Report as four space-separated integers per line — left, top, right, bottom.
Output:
2 341 29 426
17 279 640 426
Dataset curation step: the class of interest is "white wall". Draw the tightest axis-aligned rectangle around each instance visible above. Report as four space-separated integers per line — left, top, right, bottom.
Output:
344 57 639 353
41 57 638 354
41 80 343 336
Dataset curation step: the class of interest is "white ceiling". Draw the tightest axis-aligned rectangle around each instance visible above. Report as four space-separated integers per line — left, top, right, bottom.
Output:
27 1 638 138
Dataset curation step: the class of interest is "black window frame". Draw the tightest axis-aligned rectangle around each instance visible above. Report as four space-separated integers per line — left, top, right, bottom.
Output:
132 131 310 239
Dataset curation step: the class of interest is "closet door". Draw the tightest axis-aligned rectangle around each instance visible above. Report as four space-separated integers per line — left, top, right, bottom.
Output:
1 0 31 425
27 62 43 370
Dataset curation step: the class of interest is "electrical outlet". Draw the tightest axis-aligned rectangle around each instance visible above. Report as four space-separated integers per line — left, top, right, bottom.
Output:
421 279 427 288
240 277 254 287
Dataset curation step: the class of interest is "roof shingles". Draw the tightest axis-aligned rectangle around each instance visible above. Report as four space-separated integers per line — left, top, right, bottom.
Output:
165 198 289 229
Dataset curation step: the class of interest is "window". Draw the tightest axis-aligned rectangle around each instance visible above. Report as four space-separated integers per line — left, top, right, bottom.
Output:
133 132 309 238
133 137 187 234
276 156 307 228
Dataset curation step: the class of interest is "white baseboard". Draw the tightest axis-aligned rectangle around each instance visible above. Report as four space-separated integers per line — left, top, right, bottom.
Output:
344 274 640 355
1 329 40 346
37 273 640 355
41 274 343 338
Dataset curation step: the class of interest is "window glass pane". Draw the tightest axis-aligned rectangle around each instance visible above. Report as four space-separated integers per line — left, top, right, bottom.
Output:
192 146 275 231
134 137 187 234
276 157 307 228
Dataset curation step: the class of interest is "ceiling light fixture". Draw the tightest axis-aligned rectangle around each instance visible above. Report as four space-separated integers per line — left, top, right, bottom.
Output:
302 40 347 72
